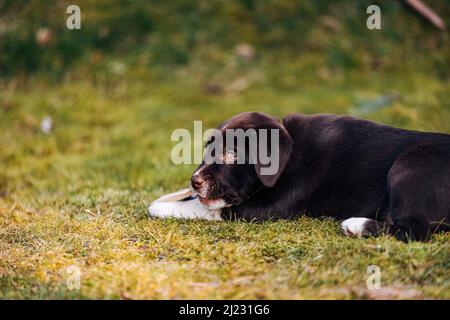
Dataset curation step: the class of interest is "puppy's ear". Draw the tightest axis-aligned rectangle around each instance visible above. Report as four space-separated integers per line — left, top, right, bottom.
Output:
254 120 293 188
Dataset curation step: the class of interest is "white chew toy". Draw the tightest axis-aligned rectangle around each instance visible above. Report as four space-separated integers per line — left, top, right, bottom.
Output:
148 188 223 221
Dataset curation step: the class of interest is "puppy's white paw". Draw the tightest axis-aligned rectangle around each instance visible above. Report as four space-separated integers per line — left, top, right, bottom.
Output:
148 197 223 221
341 218 371 238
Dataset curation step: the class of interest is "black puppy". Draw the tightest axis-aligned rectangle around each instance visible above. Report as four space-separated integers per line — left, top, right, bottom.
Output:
190 112 450 241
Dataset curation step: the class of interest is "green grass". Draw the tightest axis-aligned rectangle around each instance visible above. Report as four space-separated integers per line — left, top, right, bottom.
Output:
1 56 449 299
1 0 450 300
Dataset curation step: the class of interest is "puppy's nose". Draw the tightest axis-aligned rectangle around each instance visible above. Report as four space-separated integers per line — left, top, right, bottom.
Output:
191 173 204 189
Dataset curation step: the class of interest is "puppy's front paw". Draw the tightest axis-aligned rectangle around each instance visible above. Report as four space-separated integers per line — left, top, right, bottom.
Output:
148 198 223 221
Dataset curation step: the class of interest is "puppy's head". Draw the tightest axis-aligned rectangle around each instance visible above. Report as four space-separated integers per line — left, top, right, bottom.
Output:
191 112 293 209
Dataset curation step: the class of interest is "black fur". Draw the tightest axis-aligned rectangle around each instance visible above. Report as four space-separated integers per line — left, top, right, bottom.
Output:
192 112 450 241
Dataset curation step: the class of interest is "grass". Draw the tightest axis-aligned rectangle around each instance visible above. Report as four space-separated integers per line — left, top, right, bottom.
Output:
1 56 449 299
1 0 450 299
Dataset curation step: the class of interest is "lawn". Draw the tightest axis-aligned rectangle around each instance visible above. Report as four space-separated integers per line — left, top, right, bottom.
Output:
0 0 449 299
1 60 449 299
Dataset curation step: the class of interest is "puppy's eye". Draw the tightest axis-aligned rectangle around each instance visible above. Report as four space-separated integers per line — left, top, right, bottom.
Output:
224 150 238 163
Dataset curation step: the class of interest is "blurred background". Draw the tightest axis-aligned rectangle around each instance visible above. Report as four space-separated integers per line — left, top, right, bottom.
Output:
1 0 449 78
